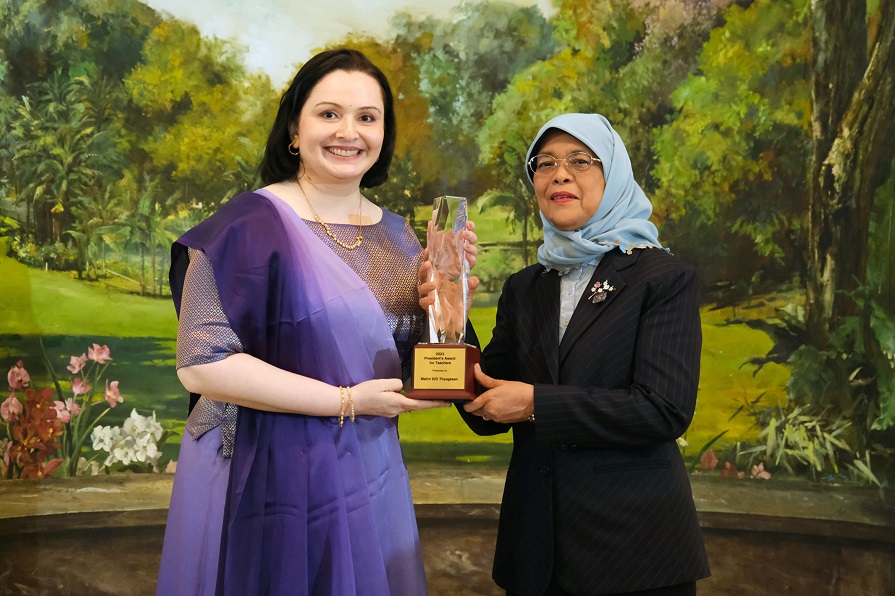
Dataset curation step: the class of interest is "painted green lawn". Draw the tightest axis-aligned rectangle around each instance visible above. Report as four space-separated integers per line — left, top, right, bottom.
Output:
2 246 782 463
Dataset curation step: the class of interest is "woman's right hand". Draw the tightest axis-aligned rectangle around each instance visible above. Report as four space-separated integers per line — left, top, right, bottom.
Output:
351 378 451 417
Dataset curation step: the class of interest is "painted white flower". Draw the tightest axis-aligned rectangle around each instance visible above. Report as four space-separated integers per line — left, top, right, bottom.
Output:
111 443 135 466
92 409 166 469
91 425 122 451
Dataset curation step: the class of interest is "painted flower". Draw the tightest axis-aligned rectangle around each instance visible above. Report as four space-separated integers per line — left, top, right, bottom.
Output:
71 377 91 396
123 408 161 440
7 361 30 390
700 449 719 470
587 280 616 303
3 349 132 479
88 344 112 364
67 353 88 375
104 380 122 407
720 461 745 479
1 393 23 421
751 463 772 480
92 410 165 469
53 402 71 423
91 425 123 452
111 439 136 466
52 398 82 424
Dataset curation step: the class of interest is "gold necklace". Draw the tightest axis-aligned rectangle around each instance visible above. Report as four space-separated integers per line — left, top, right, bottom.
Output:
298 180 364 250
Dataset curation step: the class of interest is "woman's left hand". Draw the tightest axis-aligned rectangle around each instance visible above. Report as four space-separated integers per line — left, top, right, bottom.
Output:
464 364 534 424
460 220 478 269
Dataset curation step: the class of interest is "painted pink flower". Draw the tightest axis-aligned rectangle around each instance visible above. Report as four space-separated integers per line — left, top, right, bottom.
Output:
104 380 122 407
53 401 72 423
720 461 745 479
7 361 30 390
67 353 88 374
71 377 91 396
53 398 82 424
1 393 23 421
699 449 719 470
88 344 112 364
751 463 772 480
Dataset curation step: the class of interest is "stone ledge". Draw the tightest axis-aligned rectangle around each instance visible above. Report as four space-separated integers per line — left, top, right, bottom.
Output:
1 471 893 596
1 471 892 541
691 474 895 544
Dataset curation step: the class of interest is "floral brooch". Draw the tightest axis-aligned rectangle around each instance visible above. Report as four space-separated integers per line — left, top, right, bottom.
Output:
588 280 616 303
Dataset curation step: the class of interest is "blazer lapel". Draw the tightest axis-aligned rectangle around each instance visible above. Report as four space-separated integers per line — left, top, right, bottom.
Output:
558 251 632 365
532 268 561 384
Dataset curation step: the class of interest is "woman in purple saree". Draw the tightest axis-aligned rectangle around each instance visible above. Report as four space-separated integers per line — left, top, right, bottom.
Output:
156 49 476 596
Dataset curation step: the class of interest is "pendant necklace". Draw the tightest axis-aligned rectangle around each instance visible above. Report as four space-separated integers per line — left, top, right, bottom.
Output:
297 179 364 250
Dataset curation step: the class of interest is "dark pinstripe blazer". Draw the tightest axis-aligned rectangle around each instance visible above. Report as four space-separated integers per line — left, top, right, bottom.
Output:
461 247 710 595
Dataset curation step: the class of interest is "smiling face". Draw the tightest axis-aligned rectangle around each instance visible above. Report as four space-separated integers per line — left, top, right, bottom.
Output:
533 130 606 231
292 70 385 185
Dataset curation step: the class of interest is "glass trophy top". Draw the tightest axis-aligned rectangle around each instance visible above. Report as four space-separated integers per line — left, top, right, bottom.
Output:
427 196 469 344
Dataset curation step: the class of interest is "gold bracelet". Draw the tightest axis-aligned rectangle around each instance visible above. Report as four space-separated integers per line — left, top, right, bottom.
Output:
338 386 346 428
347 385 355 423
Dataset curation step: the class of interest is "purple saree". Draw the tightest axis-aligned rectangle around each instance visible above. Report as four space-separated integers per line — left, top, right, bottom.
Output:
157 190 427 595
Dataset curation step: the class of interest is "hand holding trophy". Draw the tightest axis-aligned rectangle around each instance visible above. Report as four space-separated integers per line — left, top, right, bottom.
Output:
407 196 480 400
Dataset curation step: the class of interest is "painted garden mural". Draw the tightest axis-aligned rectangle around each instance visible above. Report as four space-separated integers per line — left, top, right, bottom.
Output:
1 0 893 589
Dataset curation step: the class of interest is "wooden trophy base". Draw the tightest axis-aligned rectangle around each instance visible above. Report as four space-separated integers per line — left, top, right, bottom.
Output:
406 343 480 400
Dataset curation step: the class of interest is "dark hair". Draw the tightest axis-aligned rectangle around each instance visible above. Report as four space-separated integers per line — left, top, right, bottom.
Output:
258 48 396 188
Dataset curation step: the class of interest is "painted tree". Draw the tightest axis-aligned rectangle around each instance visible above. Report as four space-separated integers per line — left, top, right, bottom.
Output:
0 0 157 270
394 1 556 197
0 0 158 96
713 0 895 483
9 74 123 248
103 173 179 296
125 19 275 211
804 0 895 429
807 0 894 343
68 184 122 278
651 0 811 285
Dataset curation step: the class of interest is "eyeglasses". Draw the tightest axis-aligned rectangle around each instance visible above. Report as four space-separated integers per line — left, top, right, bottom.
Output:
527 151 602 177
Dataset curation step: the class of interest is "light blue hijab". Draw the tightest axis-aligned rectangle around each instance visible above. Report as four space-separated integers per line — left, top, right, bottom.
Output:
525 113 663 273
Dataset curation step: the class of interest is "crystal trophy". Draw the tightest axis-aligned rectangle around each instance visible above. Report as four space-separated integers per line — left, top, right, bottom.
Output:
407 196 480 400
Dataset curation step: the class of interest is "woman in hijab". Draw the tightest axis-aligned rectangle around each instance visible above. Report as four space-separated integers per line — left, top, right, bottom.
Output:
457 113 710 595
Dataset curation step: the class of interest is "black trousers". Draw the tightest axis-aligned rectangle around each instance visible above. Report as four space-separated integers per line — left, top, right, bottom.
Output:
508 579 697 596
